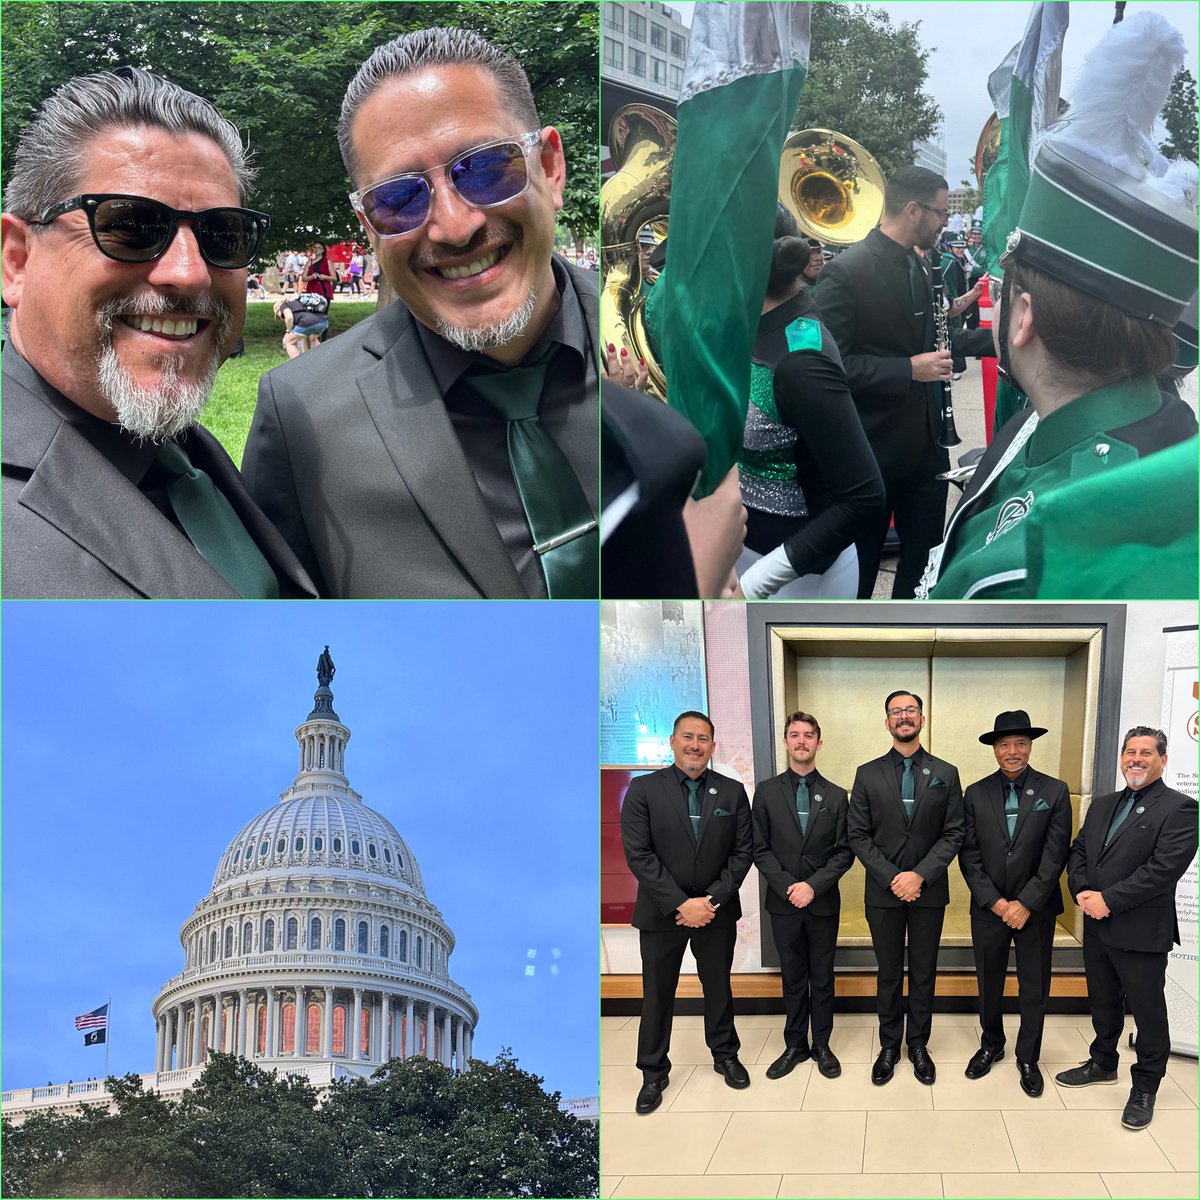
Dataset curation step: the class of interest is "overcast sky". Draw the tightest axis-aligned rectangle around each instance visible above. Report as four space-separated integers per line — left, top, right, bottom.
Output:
2 602 598 1100
668 1 1199 182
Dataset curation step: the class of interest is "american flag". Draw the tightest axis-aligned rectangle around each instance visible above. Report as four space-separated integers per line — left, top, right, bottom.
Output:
75 1004 108 1031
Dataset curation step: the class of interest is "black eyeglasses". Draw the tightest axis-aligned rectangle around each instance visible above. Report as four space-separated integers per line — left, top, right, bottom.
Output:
918 203 951 221
29 194 270 269
350 131 541 238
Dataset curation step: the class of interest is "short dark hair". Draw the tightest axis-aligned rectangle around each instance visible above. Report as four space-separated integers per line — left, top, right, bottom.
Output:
673 710 715 738
1008 259 1175 388
884 690 924 714
338 27 539 186
1121 726 1167 756
783 710 822 740
884 165 948 217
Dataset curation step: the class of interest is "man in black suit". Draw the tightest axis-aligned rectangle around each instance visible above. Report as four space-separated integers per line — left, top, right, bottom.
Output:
1057 726 1198 1131
1 68 316 599
959 711 1072 1097
620 710 754 1114
848 690 964 1084
243 27 597 599
812 166 994 598
752 710 853 1080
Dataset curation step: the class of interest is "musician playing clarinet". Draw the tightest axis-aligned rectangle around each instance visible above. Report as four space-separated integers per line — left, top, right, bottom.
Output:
813 167 995 599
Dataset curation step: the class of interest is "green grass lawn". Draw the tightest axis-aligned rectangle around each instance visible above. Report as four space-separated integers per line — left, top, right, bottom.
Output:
201 300 377 466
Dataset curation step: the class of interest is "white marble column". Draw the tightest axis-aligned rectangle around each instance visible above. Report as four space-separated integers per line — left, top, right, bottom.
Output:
441 1012 452 1067
295 986 307 1058
465 1025 472 1070
211 993 223 1052
351 989 363 1062
238 989 249 1058
266 987 277 1058
174 1004 185 1069
323 987 334 1057
425 1003 436 1060
405 996 415 1058
191 997 203 1065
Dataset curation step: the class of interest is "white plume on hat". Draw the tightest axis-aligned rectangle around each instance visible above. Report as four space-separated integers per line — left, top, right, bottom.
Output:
1035 11 1187 182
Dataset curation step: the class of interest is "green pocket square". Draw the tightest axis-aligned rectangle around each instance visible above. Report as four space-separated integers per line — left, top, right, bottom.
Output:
1033 798 1051 812
713 808 732 817
928 776 946 788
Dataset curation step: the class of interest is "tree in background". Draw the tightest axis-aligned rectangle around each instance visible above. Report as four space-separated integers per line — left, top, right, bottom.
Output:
1159 67 1198 163
0 1 598 260
791 2 942 178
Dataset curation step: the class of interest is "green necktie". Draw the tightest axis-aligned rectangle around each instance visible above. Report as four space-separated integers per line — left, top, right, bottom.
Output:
685 778 702 842
795 776 811 835
1104 790 1138 848
155 440 280 599
1005 782 1020 839
901 756 915 821
908 253 929 316
463 347 597 599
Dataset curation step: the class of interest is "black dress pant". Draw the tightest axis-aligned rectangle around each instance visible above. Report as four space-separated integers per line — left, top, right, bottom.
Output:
1083 934 1170 1094
637 922 738 1081
866 904 946 1050
970 907 1055 1063
769 906 839 1050
855 445 950 599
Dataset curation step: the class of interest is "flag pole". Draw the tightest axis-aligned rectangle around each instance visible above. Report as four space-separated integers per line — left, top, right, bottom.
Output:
105 997 111 1079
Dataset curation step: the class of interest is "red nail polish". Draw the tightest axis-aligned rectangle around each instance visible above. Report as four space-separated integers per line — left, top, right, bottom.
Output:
608 343 615 353
639 358 645 365
620 348 628 357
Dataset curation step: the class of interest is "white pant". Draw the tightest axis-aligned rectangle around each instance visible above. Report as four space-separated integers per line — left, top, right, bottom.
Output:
736 542 858 599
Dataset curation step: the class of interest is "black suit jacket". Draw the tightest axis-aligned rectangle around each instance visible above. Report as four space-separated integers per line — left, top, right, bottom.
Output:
848 750 965 907
620 766 753 931
0 347 317 599
1067 778 1198 953
812 230 994 481
751 770 852 917
241 262 598 598
959 767 1071 916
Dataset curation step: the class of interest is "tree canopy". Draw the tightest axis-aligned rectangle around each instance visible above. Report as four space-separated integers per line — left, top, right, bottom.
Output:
1159 67 1198 164
0 1 598 253
0 1051 599 1199
791 2 943 179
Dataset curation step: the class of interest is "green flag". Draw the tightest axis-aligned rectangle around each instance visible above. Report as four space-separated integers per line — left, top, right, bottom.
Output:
645 2 811 496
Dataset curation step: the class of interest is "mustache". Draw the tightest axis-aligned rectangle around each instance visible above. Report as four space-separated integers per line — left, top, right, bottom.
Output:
97 292 233 346
410 221 522 271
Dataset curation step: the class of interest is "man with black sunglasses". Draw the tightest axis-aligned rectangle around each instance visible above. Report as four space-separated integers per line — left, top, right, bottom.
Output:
242 26 599 599
1 67 317 599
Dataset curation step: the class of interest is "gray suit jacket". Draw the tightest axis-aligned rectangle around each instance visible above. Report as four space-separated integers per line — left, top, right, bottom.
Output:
0 347 317 599
241 262 599 598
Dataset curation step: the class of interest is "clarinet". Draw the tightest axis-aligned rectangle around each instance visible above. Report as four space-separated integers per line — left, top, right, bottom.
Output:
929 258 962 449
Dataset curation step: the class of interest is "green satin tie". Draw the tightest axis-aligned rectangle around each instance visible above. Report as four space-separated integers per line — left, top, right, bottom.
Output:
795 776 811 835
685 778 702 842
463 347 597 599
901 756 916 820
155 440 279 598
1104 790 1138 848
1005 782 1020 838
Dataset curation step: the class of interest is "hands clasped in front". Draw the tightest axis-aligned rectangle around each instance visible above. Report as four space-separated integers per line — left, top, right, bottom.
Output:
1075 889 1111 920
889 870 924 902
989 897 1032 929
675 896 718 927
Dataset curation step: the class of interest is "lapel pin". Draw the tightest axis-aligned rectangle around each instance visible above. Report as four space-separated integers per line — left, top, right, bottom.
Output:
814 794 823 803
1135 805 1145 814
922 767 930 776
1026 789 1034 796
709 787 717 795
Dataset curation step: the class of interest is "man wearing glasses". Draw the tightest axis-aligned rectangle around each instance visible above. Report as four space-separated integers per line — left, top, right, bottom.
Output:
1 67 316 599
813 167 995 599
242 27 598 599
1058 727 1197 1132
847 690 964 1086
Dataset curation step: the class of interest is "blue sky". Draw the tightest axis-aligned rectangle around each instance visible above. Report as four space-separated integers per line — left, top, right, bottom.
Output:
1 601 598 1100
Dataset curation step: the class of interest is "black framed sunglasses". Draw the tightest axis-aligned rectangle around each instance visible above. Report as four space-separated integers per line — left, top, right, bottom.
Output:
29 194 270 269
350 131 542 238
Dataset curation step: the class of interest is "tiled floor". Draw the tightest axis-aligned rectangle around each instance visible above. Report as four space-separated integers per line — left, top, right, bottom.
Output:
601 1013 1199 1199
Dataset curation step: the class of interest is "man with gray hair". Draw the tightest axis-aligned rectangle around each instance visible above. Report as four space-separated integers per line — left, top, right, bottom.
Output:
0 66 316 598
241 26 599 599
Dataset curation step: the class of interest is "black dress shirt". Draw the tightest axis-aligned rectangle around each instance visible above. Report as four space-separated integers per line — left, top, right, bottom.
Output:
889 745 928 788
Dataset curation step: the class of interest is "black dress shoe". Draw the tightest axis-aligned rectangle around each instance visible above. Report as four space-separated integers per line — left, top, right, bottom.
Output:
964 1046 1005 1079
635 1076 668 1115
813 1045 842 1079
871 1047 899 1086
713 1056 751 1089
908 1045 936 1085
1054 1059 1118 1088
1017 1061 1044 1097
1121 1088 1154 1130
765 1045 810 1079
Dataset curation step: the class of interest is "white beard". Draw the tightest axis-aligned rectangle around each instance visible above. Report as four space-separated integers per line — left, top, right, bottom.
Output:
96 345 218 442
435 289 537 353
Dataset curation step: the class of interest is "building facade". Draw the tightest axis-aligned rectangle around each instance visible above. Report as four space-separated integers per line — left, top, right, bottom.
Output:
602 1 689 102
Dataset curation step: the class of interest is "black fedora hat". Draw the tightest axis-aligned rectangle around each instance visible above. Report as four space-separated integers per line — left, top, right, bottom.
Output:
979 710 1048 745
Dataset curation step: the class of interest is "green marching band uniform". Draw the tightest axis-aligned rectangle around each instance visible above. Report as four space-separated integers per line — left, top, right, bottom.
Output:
919 146 1198 598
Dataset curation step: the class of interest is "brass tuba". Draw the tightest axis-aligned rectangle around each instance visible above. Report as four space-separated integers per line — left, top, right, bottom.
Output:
779 128 886 246
600 104 676 400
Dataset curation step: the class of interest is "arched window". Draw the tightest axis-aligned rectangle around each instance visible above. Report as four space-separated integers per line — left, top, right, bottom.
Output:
242 921 252 954
351 838 361 855
282 1003 295 1054
333 1004 346 1055
384 847 392 864
357 921 368 954
294 835 305 853
276 836 286 854
334 918 346 951
306 1004 321 1054
361 1008 370 1057
257 1005 267 1055
244 843 253 860
380 925 389 957
201 1015 210 1060
367 842 377 859
223 926 233 958
209 930 217 961
397 929 407 961
314 835 323 852
286 917 297 950
310 916 321 950
415 934 423 968
264 918 275 951
259 840 268 858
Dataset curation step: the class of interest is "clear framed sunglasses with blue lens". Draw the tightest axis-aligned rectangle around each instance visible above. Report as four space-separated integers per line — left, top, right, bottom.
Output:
350 130 542 238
